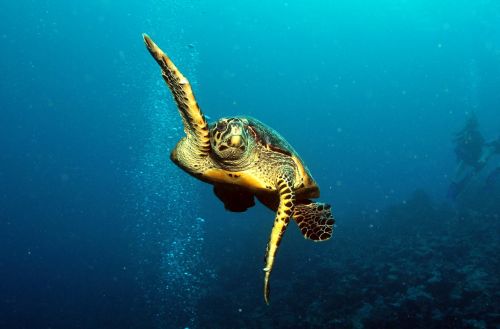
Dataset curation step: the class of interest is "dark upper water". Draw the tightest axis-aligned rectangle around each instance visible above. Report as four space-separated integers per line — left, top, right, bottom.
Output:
1 1 499 328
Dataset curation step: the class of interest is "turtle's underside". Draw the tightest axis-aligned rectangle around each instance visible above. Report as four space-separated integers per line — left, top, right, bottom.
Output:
143 34 335 304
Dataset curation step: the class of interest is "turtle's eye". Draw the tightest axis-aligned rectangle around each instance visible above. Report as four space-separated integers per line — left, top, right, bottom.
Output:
216 121 228 132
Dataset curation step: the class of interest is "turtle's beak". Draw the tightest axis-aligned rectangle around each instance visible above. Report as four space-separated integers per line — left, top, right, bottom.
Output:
229 135 242 147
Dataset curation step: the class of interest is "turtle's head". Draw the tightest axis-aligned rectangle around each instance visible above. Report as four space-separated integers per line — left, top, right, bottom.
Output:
210 118 251 160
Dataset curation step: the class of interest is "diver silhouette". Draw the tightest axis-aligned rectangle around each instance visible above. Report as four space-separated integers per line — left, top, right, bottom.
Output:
449 114 500 202
478 136 500 167
454 114 484 168
448 114 484 199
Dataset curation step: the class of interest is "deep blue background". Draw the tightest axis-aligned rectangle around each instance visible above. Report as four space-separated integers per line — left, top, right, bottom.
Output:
1 1 499 328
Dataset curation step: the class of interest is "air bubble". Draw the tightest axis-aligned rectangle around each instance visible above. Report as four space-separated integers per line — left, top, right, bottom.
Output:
131 76 213 329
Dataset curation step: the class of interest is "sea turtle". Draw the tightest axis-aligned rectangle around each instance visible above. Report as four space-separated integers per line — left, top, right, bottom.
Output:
143 34 335 304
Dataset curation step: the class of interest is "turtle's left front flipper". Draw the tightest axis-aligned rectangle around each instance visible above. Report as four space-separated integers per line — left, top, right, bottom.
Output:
263 173 295 305
143 34 210 156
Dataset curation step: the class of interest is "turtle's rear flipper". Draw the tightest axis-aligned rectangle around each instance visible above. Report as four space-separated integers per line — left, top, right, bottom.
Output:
213 184 255 212
294 201 334 241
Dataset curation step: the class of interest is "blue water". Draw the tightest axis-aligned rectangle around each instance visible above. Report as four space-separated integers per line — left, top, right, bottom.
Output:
1 1 499 328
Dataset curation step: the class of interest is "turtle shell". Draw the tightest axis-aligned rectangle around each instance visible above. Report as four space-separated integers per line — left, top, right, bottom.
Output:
242 117 320 199
244 117 295 157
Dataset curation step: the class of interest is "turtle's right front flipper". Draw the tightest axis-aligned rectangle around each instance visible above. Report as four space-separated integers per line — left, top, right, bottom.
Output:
143 34 210 156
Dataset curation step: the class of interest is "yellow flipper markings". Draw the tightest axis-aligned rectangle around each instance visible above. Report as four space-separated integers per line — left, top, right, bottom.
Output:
263 175 295 305
143 34 210 156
